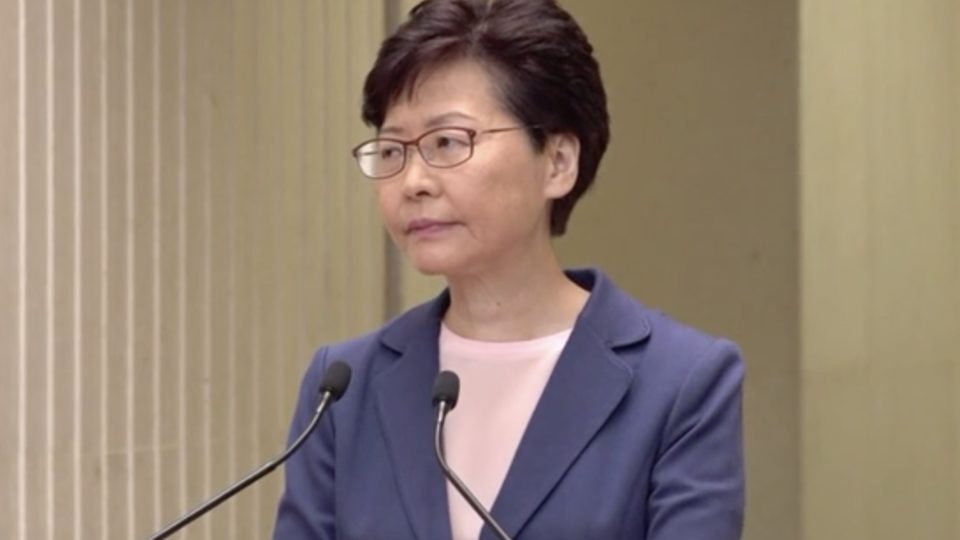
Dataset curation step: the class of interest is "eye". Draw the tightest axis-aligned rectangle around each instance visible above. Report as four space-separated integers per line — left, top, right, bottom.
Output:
379 145 403 159
435 136 458 149
431 131 470 150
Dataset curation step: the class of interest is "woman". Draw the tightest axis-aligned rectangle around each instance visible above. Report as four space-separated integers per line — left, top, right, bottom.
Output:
274 1 744 539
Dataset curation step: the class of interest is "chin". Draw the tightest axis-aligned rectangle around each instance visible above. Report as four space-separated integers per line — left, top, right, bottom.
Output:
405 249 470 278
408 257 455 277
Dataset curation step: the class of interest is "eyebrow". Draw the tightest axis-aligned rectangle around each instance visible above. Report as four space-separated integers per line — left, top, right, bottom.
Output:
380 111 478 136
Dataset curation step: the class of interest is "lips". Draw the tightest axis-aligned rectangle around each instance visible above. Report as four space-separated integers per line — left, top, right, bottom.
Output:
406 218 457 235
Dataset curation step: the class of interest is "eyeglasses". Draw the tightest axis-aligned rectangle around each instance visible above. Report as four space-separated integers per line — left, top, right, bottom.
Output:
351 125 534 180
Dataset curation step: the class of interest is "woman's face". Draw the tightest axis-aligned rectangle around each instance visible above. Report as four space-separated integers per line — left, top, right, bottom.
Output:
375 59 576 277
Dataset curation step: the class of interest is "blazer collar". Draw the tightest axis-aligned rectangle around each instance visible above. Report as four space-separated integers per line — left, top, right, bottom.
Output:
380 268 651 353
373 268 652 540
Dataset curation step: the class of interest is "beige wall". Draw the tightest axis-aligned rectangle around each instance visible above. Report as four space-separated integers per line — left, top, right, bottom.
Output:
801 0 960 538
0 1 384 538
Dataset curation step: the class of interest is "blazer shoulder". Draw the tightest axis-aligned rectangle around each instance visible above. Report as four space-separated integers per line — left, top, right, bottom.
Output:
301 326 388 382
630 306 745 384
299 295 443 384
572 268 743 378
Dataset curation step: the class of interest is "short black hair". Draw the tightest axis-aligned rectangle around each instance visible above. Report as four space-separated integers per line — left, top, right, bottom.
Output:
361 0 609 236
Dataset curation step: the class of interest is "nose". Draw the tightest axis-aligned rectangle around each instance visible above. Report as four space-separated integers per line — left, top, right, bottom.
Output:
399 146 441 199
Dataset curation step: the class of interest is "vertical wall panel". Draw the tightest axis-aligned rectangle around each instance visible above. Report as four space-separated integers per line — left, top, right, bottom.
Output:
182 1 208 537
51 0 77 537
0 0 387 538
0 0 20 535
146 0 163 530
302 0 331 351
206 1 234 537
252 2 279 532
104 0 128 535
227 0 257 536
801 0 960 538
129 0 150 532
129 0 151 535
23 1 50 539
345 0 389 331
155 1 183 535
76 1 104 537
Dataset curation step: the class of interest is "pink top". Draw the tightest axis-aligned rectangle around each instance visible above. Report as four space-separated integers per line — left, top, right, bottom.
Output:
439 324 573 540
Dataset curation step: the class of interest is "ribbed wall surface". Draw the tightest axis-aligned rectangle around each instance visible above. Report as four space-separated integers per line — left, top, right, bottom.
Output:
0 1 385 538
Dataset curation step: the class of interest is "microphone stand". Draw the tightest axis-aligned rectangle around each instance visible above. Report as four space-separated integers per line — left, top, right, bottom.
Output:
148 390 336 539
434 400 514 540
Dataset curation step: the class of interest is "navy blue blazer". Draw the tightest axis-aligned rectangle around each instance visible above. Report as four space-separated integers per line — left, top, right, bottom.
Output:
273 268 745 540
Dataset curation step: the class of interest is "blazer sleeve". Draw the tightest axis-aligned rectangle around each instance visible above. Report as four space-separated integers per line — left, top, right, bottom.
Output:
646 339 746 540
272 347 337 540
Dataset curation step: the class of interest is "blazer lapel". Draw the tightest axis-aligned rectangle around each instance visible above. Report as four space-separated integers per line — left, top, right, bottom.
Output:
373 296 454 540
484 269 650 540
483 326 633 539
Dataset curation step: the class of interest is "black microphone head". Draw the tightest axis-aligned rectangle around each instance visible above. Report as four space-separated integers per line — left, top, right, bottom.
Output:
319 361 352 401
432 370 460 410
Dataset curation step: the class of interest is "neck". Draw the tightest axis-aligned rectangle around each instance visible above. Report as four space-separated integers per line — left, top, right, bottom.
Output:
442 248 589 342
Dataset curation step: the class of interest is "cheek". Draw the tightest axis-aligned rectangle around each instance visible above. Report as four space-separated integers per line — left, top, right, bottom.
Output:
473 166 548 218
458 186 545 245
375 185 404 233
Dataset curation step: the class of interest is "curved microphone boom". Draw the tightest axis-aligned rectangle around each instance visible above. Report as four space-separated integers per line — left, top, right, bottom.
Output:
148 361 352 540
432 371 513 540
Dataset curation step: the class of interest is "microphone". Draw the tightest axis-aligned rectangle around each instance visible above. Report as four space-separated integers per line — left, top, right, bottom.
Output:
148 361 352 540
432 371 513 540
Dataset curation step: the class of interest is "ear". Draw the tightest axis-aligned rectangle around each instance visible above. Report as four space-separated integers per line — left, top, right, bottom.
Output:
542 132 581 200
